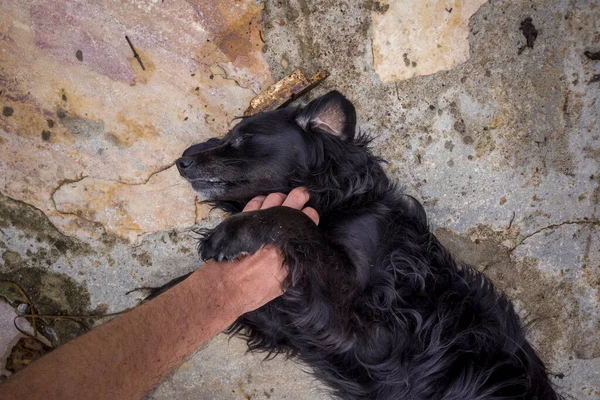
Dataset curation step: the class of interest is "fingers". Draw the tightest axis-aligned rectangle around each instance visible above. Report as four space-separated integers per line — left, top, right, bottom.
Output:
260 192 287 209
242 195 266 212
301 207 320 225
281 187 310 210
242 188 319 225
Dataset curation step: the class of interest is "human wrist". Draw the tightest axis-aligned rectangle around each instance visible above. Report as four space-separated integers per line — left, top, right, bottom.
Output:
194 248 286 315
184 262 247 318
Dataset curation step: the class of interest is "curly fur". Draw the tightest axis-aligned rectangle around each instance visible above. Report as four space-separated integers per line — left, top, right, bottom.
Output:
171 91 561 399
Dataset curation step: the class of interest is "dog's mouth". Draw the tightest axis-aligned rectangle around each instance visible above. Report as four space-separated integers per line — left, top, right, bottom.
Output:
186 176 249 187
187 175 250 198
188 177 226 183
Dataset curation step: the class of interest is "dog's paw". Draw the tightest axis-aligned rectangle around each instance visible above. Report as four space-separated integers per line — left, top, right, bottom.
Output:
199 207 317 263
202 244 250 262
200 213 263 262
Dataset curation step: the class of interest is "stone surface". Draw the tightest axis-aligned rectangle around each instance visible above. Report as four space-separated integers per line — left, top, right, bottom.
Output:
52 166 210 242
0 0 270 242
150 335 326 400
372 0 489 82
1 0 600 399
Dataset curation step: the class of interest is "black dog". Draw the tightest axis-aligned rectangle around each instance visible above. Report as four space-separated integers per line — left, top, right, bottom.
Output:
173 91 560 399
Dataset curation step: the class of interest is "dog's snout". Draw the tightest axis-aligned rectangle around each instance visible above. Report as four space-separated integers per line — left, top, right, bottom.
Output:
182 138 222 157
176 156 194 172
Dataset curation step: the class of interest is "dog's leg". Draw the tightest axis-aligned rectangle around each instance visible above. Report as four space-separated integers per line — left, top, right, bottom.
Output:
200 206 358 353
140 207 328 303
200 206 352 286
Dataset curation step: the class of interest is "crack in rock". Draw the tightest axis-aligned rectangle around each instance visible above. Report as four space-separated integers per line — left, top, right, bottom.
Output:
213 63 259 95
50 166 198 243
510 219 600 252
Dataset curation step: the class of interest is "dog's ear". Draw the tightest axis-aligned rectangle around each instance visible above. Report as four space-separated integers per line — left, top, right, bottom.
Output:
297 91 356 141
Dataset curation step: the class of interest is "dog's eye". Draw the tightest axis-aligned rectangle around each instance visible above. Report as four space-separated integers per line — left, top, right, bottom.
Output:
232 134 253 147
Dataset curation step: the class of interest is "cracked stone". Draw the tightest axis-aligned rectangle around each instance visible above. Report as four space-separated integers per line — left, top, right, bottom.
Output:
0 0 271 241
52 166 210 243
510 219 600 252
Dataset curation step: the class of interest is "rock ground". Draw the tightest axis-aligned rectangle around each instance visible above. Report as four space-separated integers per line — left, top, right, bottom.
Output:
1 0 599 399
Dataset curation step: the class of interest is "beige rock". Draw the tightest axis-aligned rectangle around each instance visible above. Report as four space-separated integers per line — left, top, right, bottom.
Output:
52 166 211 243
372 0 488 82
0 0 272 242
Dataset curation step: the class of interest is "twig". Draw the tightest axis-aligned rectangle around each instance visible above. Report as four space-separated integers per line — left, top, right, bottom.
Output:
12 317 47 344
508 211 516 230
1 279 129 344
125 35 146 71
1 280 39 337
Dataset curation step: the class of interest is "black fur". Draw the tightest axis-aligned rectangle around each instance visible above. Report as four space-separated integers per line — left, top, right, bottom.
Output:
172 91 561 399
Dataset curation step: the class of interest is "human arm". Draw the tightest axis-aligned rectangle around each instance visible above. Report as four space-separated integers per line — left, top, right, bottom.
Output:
0 188 318 400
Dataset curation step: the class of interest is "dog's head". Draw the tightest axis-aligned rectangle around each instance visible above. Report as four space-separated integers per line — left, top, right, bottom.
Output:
176 91 357 200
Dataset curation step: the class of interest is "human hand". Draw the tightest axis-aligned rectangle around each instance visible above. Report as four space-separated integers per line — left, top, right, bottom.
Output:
241 187 319 224
205 188 319 313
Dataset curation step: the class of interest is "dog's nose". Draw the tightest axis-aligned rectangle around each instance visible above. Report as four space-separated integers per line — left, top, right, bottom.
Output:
176 156 194 171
